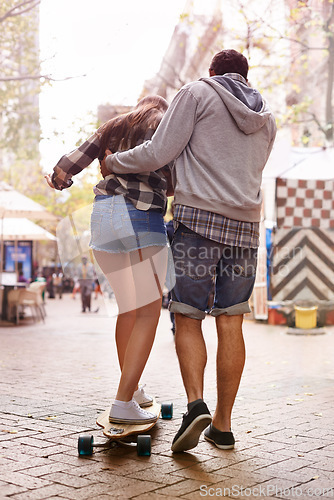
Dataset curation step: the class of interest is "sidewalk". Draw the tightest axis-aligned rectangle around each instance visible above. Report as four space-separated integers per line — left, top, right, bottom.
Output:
0 294 333 499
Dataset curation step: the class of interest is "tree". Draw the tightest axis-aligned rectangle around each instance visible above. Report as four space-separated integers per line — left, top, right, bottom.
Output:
0 0 42 163
233 0 334 146
147 0 333 147
0 0 96 222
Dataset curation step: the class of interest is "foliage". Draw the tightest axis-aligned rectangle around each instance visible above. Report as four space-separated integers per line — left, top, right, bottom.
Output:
227 0 334 146
0 1 100 222
0 0 42 158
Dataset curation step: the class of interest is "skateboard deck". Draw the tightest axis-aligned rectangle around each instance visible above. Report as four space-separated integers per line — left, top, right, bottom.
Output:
96 399 161 440
78 399 172 456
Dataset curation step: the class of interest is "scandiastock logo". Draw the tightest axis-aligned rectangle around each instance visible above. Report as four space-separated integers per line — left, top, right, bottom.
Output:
55 203 175 315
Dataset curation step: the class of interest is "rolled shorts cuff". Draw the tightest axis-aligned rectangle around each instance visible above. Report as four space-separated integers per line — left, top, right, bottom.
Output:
210 301 251 317
89 241 166 254
169 300 206 320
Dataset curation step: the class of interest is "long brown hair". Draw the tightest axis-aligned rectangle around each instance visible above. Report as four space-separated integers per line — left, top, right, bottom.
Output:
98 95 168 160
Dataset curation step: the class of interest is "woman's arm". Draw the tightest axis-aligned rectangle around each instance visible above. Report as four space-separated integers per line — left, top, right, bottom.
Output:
47 131 101 190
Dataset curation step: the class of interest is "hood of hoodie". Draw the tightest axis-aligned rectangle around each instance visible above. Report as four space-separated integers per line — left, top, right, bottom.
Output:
200 75 272 135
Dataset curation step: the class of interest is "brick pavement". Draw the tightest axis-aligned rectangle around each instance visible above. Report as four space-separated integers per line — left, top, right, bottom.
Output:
0 294 334 499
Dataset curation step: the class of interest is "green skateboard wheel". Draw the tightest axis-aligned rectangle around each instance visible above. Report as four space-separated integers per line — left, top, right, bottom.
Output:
161 403 173 419
78 435 94 456
137 435 151 456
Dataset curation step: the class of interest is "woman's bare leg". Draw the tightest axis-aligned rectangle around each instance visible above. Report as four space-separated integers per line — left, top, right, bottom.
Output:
115 245 167 401
93 250 137 374
115 297 162 401
115 311 136 369
93 246 167 401
93 250 136 313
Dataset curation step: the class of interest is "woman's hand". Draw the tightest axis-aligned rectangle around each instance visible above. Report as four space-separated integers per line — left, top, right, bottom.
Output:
44 174 55 189
100 149 112 178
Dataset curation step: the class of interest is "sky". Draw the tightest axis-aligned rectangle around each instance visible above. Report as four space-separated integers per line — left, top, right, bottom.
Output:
39 0 186 170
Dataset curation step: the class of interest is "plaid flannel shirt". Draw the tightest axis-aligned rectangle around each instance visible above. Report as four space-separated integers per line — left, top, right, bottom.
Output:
174 205 260 248
51 129 168 213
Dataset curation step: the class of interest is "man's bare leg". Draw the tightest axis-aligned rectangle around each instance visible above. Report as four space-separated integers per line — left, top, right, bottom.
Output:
213 314 245 432
174 314 207 402
171 313 212 452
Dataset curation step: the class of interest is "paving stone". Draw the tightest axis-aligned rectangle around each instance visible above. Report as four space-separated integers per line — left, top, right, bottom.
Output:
135 494 183 500
43 482 117 500
19 462 70 477
299 479 334 496
0 460 50 475
46 452 100 467
111 479 162 498
170 467 231 483
0 471 51 489
0 482 28 497
180 457 243 475
9 484 76 500
37 471 92 488
303 468 334 481
151 478 205 497
0 295 333 499
254 478 304 497
129 468 188 485
253 464 325 483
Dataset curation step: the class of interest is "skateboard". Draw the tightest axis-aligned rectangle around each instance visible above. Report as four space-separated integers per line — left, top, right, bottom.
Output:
78 399 173 457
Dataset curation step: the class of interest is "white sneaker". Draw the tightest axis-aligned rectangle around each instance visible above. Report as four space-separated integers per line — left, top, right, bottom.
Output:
133 385 154 407
109 399 157 424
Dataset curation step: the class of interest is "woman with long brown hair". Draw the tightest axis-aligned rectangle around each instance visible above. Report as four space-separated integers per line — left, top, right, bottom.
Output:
45 95 171 424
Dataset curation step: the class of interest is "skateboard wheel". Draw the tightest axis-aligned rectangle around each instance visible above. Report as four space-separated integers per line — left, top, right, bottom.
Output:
137 435 151 456
161 403 173 419
78 435 94 456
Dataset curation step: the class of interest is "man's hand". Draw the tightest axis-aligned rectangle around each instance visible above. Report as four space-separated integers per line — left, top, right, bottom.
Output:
100 149 112 178
44 174 55 189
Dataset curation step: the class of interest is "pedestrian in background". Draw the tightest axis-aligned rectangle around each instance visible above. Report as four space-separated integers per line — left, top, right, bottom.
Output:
77 256 95 313
52 270 63 299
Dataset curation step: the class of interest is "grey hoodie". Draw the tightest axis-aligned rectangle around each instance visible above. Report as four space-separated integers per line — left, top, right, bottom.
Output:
105 74 276 222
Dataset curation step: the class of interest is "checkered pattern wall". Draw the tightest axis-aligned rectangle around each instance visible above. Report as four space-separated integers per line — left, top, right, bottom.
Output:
276 178 334 229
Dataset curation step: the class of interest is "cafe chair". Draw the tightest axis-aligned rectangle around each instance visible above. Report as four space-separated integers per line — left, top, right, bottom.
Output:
7 289 45 324
28 281 47 317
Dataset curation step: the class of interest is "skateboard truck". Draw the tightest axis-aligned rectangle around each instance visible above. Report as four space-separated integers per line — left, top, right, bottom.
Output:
78 434 153 457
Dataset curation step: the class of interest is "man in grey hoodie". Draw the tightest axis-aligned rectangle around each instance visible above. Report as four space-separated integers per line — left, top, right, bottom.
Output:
102 49 276 453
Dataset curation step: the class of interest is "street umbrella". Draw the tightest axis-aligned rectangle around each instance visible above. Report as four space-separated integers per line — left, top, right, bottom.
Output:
263 141 334 180
0 182 58 281
0 218 56 241
0 181 57 220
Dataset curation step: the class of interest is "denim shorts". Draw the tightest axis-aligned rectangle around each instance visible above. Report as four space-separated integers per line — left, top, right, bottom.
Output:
89 195 167 253
169 224 258 320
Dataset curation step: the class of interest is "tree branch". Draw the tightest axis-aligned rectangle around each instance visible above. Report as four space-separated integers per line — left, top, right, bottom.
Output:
0 0 40 23
310 113 327 135
0 73 86 82
249 4 326 52
263 32 325 51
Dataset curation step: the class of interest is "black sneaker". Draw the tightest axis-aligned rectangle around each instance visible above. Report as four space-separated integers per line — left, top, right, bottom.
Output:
204 423 235 449
171 401 212 452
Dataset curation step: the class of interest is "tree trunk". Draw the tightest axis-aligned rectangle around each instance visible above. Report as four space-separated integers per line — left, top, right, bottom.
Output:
325 4 334 143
